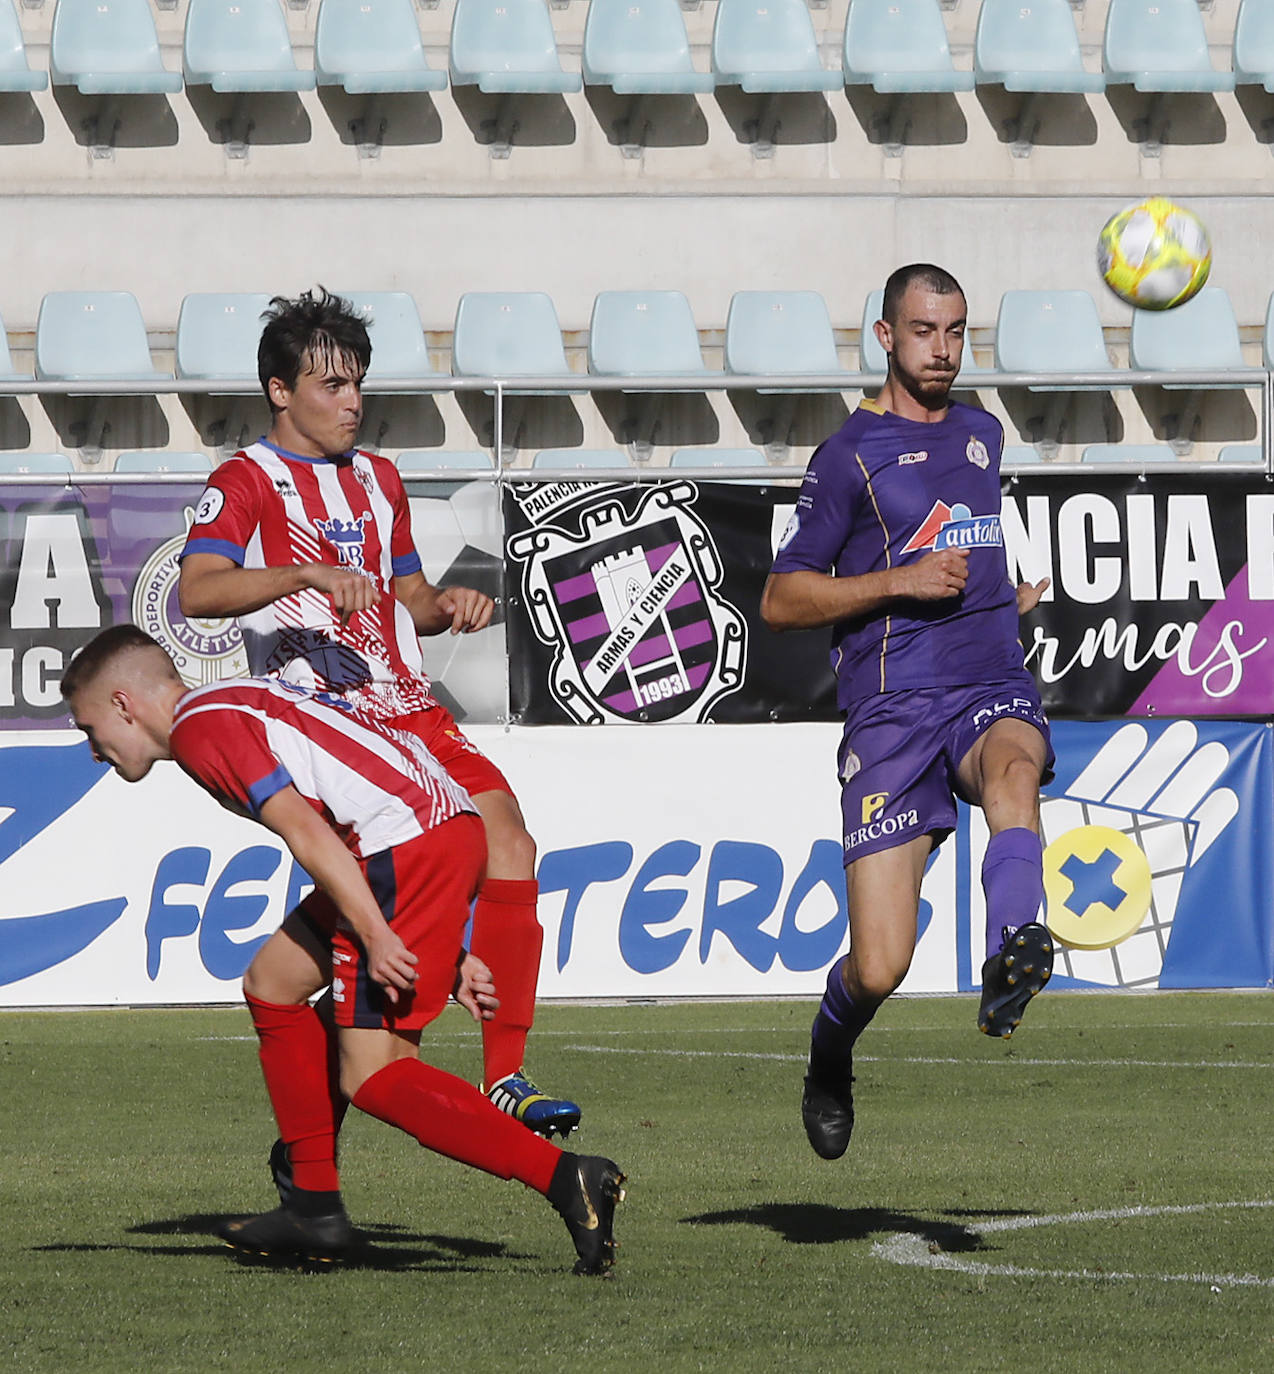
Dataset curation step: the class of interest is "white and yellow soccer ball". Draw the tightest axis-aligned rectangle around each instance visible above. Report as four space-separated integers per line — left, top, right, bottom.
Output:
1097 198 1212 311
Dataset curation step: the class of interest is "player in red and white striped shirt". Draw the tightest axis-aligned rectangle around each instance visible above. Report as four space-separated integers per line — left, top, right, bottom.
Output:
61 626 624 1272
178 289 578 1170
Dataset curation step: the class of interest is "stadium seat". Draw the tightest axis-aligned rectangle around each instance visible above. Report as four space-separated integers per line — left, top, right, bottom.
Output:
669 446 767 467
0 452 74 475
1102 0 1235 93
994 290 1114 389
396 449 495 471
973 0 1105 93
49 0 183 95
582 0 715 94
451 291 573 378
724 291 849 384
532 448 631 468
859 287 991 379
1001 445 1043 464
35 292 171 382
1218 445 1263 464
0 0 48 92
1264 293 1274 369
842 0 974 94
175 292 272 383
1081 443 1179 463
315 0 447 94
588 291 716 377
1235 0 1274 92
0 311 26 382
183 0 316 92
711 0 843 93
1128 287 1246 384
449 0 581 94
335 291 437 381
114 451 214 473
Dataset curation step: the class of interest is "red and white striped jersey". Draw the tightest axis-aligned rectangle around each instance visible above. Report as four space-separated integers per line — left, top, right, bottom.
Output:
180 440 439 719
169 677 475 859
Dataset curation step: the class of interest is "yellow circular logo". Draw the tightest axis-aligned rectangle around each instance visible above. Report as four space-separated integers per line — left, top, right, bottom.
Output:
1043 824 1152 950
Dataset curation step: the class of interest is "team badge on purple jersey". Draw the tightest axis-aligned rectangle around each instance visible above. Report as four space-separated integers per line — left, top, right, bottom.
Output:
508 482 746 724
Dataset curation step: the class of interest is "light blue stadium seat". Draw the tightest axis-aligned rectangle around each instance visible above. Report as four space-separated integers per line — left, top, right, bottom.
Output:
50 0 183 94
1081 443 1179 463
1218 445 1263 464
35 292 170 382
532 448 630 468
184 0 316 92
1103 0 1235 93
114 450 213 473
337 291 437 380
670 447 767 467
0 452 73 475
0 0 48 91
1001 445 1043 465
1235 0 1274 92
843 0 974 94
994 290 1114 390
0 310 26 382
974 0 1104 93
316 0 447 93
582 0 715 94
589 291 716 377
450 0 581 94
1128 287 1246 386
1264 292 1274 369
725 291 848 381
712 0 843 93
859 287 991 379
452 291 572 378
396 449 495 471
175 292 272 383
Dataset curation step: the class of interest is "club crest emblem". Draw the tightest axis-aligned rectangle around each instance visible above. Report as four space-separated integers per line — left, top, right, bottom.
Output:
507 482 746 724
966 436 990 469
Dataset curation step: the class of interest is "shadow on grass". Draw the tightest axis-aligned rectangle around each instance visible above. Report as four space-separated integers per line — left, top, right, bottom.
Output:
32 1213 533 1274
680 1203 1032 1251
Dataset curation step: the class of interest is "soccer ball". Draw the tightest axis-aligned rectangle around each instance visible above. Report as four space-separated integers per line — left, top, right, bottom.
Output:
1097 198 1212 311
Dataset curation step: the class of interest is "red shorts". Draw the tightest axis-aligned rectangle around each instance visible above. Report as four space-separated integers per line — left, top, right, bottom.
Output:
300 814 487 1031
393 704 514 801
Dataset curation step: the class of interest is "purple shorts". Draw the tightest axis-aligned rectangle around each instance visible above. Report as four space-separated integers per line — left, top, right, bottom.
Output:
837 674 1053 867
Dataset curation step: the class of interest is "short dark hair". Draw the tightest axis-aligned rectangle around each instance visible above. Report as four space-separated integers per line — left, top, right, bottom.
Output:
257 288 372 410
61 624 177 701
881 264 965 326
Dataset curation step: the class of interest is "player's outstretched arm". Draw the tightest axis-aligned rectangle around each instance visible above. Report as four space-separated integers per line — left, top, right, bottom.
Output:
257 785 417 1002
394 570 494 637
761 549 971 632
180 552 381 626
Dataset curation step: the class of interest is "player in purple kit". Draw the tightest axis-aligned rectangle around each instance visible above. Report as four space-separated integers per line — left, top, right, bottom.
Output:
762 264 1054 1160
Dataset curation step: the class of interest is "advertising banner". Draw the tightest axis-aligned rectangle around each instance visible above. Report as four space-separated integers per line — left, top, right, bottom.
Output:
2 720 1269 1007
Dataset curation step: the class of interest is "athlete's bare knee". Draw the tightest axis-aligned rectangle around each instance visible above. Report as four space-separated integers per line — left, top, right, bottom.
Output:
845 950 909 1005
477 798 537 880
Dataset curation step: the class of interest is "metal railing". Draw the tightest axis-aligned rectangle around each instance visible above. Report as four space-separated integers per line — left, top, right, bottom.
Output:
0 367 1268 483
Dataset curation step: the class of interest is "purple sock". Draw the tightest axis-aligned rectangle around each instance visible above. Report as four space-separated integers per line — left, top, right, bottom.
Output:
809 956 876 1075
982 827 1044 959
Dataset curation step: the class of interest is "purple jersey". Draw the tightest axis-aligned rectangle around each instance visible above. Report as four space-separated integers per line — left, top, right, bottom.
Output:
771 400 1024 710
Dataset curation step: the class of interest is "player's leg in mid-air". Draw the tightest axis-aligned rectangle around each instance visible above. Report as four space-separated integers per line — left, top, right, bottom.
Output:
956 711 1053 1038
416 707 581 1138
802 839 930 1159
223 817 623 1274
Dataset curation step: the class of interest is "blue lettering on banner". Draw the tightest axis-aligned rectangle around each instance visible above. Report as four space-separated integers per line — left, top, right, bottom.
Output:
777 841 850 972
618 841 700 974
146 848 210 979
198 846 281 980
538 841 635 972
700 841 785 971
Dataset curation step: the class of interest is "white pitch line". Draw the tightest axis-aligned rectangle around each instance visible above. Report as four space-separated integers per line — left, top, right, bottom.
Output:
874 1199 1274 1289
564 1044 1274 1071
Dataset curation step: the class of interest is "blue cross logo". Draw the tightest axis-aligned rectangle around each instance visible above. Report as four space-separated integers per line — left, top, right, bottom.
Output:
1059 849 1126 918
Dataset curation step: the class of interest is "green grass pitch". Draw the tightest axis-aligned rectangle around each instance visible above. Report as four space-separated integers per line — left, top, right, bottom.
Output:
2 992 1272 1373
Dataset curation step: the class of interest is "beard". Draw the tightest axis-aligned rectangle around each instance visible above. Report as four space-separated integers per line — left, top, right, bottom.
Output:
893 359 957 412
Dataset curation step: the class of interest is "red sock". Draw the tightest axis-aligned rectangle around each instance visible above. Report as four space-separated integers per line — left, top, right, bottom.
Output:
244 993 341 1193
351 1057 560 1194
469 877 542 1085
